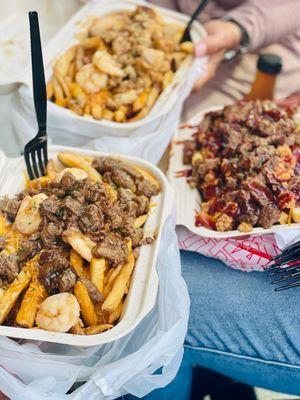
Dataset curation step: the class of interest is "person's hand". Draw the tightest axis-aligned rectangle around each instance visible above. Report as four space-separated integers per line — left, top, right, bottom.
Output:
276 92 300 108
193 19 242 91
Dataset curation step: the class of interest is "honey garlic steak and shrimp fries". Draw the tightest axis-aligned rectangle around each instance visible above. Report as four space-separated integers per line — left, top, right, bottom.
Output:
47 5 193 122
183 100 300 233
0 153 160 334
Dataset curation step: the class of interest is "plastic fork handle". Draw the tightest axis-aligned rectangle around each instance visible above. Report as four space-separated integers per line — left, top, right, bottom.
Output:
29 11 47 135
182 0 210 41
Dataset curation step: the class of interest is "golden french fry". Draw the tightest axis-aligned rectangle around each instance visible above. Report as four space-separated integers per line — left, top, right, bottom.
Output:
91 104 102 120
70 323 84 335
74 281 98 326
54 69 71 99
46 80 54 99
128 87 160 121
84 323 113 335
103 183 118 202
163 70 173 89
55 46 76 77
102 108 114 121
75 45 84 70
63 230 95 262
70 249 85 276
58 152 102 182
67 61 77 80
102 251 135 313
90 258 106 294
46 159 57 180
134 214 148 229
53 77 65 104
0 213 11 236
26 176 51 190
70 82 87 107
104 264 123 298
133 90 148 113
108 302 123 324
81 36 103 50
292 207 300 223
16 278 47 328
0 270 31 324
114 109 126 123
180 41 194 54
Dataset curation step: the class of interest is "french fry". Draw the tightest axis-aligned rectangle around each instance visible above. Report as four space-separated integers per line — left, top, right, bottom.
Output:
108 301 123 324
58 152 102 182
134 214 148 229
63 230 95 262
130 165 160 190
102 250 135 313
163 70 173 89
70 249 85 276
0 213 10 236
0 270 31 324
26 176 51 190
46 80 54 99
46 159 57 180
104 264 123 298
103 182 118 202
74 281 98 326
55 45 76 77
128 87 160 122
90 258 106 294
133 90 148 113
84 323 113 335
54 69 71 99
53 77 66 107
70 323 84 335
70 82 87 107
16 278 47 328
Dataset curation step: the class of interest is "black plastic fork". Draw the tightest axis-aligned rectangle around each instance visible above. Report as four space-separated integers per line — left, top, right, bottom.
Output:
180 0 210 43
265 240 300 291
24 11 48 180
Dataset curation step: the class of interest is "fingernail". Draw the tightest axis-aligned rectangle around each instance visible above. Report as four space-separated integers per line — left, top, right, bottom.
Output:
195 42 207 57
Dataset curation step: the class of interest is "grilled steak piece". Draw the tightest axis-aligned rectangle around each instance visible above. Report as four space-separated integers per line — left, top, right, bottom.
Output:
39 250 72 294
92 233 128 266
64 196 83 216
40 196 63 223
60 172 76 190
79 276 103 303
258 204 281 229
0 253 19 283
79 204 104 235
18 235 42 262
59 268 76 292
135 178 159 198
110 168 135 190
0 197 20 221
40 221 63 248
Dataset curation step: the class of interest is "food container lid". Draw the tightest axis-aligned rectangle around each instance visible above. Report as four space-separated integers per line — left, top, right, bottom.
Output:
257 53 282 75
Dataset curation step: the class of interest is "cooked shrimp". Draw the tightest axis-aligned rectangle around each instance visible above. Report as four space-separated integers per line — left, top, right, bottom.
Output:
76 64 108 94
56 167 88 182
93 50 125 78
14 194 48 235
62 229 96 262
36 293 80 333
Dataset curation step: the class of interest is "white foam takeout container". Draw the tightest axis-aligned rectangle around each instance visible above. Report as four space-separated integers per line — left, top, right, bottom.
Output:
168 107 300 238
0 145 173 346
20 0 206 137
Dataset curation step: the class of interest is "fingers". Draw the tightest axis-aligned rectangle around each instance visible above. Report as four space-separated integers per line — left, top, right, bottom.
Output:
276 92 300 108
193 50 225 92
195 34 225 57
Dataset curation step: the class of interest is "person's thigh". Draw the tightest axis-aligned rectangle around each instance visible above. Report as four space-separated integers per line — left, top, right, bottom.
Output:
182 250 300 395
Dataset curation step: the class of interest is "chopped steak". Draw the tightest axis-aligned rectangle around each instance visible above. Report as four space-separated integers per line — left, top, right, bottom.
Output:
59 268 76 292
18 235 42 262
64 196 83 216
110 168 135 190
40 221 63 248
79 276 103 303
92 233 128 266
183 100 299 231
135 178 159 198
0 197 20 221
38 250 71 294
0 253 19 283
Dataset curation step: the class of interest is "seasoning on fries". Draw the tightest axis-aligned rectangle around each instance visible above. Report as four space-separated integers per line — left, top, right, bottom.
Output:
0 152 160 335
47 6 194 123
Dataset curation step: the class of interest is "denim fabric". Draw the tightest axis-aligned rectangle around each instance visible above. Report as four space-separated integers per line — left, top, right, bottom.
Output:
130 251 300 399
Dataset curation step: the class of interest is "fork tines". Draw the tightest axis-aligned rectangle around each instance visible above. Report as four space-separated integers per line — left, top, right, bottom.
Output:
267 240 300 291
24 135 48 180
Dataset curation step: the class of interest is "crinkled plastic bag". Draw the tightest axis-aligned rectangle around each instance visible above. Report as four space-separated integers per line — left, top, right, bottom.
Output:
0 216 190 400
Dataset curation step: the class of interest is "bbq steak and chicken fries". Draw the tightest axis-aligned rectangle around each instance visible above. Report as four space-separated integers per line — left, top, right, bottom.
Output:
47 5 193 123
183 100 300 232
0 152 160 334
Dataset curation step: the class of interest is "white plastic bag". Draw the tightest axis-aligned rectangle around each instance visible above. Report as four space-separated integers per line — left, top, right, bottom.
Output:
0 216 190 400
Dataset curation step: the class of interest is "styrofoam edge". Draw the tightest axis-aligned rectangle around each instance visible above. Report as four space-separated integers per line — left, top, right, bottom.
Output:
169 106 300 239
0 145 173 346
21 0 206 130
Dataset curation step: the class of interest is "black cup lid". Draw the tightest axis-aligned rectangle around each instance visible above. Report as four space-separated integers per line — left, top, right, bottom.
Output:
257 53 282 74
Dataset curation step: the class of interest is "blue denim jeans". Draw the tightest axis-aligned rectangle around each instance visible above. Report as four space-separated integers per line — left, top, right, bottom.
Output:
134 250 300 399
